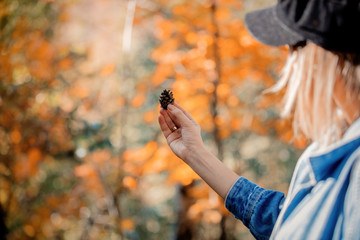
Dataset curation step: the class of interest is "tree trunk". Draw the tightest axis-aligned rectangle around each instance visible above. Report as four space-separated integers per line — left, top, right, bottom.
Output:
175 183 195 240
210 1 228 239
0 205 8 240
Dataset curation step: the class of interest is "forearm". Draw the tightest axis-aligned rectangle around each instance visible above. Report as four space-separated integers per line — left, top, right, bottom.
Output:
158 104 239 199
185 146 240 199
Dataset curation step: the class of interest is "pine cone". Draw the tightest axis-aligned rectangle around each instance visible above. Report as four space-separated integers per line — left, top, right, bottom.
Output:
159 89 175 110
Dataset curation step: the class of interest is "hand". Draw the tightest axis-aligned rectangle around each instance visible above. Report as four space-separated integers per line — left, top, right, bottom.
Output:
158 103 239 199
158 103 204 162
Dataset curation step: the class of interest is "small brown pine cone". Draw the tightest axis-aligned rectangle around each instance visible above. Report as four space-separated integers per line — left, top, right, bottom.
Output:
159 89 175 110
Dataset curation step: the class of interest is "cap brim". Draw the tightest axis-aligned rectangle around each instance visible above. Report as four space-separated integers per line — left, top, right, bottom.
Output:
244 6 304 47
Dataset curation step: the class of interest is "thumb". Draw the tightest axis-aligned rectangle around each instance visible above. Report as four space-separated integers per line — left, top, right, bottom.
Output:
167 104 191 127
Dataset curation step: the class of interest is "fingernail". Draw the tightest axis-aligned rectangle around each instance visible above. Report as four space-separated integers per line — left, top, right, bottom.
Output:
167 105 174 110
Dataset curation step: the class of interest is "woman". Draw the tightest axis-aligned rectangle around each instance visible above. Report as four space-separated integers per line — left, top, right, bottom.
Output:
158 0 360 239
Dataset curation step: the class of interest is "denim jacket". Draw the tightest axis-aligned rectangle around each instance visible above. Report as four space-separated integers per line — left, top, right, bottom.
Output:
225 118 360 240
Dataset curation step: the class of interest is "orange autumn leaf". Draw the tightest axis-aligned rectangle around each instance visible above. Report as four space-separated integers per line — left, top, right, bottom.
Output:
215 7 231 21
154 17 173 40
203 210 222 224
219 128 231 139
214 115 225 127
88 150 112 163
150 38 179 62
27 148 42 166
256 95 276 109
130 93 146 108
143 110 157 124
185 31 199 45
294 136 308 149
69 85 90 99
204 82 215 94
58 12 69 22
230 118 243 131
187 200 209 221
250 116 269 135
140 146 177 175
280 129 294 143
13 158 27 182
151 64 174 86
13 149 42 181
59 94 76 113
123 161 141 176
187 183 210 199
10 128 22 144
100 64 115 77
119 218 135 231
141 154 167 175
123 176 137 190
220 0 236 4
123 141 158 163
172 5 187 15
116 97 126 106
168 164 200 185
0 163 9 176
216 83 230 99
58 57 73 70
23 224 35 237
73 164 96 178
34 38 55 62
181 94 209 111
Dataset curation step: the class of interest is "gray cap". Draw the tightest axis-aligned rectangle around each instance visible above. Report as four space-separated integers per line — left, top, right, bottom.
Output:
244 0 360 54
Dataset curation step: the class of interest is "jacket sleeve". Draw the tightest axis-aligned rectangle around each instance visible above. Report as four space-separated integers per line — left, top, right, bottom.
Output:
225 177 285 240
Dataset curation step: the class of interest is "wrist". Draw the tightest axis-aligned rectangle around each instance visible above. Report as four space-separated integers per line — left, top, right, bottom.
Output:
181 143 239 199
184 144 209 163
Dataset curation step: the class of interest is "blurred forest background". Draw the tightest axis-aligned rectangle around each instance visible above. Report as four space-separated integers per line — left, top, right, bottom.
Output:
0 0 308 239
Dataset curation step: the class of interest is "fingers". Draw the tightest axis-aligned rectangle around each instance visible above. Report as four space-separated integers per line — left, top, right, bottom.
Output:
159 108 180 137
159 103 197 139
160 108 179 129
173 102 196 123
167 104 192 127
158 114 172 138
161 108 180 128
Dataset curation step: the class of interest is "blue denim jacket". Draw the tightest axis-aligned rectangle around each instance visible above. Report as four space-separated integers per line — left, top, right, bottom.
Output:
225 118 360 240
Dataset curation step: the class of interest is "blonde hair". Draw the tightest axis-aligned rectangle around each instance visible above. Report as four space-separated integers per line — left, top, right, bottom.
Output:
268 42 360 147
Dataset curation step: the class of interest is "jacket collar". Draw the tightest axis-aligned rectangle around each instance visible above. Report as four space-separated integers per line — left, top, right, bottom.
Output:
308 118 360 182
